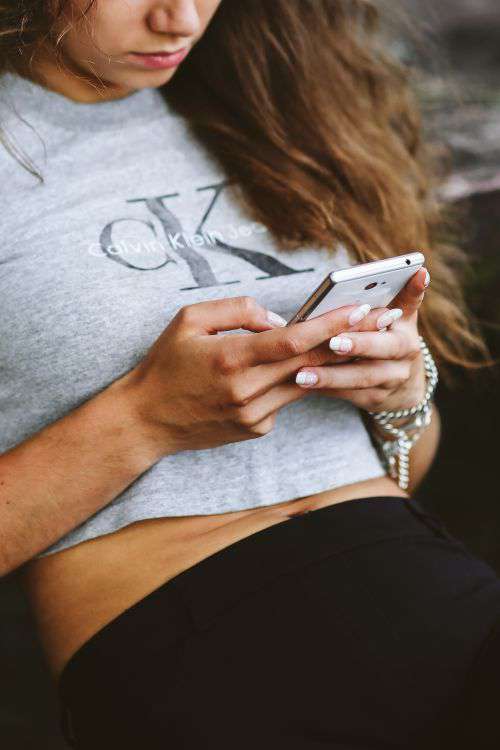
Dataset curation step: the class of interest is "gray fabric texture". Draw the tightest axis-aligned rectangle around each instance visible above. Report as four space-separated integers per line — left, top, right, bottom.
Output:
0 71 386 557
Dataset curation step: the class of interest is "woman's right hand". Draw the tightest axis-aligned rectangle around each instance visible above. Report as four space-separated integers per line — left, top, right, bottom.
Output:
121 296 390 457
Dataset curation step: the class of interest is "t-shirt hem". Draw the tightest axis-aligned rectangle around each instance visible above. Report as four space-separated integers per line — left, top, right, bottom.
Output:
35 463 388 558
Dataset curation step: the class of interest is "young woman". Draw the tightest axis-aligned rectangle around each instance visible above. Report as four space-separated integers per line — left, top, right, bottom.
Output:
1 1 500 748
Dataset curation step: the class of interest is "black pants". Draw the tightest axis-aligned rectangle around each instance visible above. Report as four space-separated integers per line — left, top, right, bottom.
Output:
58 497 500 749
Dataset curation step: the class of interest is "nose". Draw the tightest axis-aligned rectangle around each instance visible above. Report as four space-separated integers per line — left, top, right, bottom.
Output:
146 1 200 37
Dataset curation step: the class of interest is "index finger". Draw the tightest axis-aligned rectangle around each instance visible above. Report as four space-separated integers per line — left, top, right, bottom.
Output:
238 303 391 366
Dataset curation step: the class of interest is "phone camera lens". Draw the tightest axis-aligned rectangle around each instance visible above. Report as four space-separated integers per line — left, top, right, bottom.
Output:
365 282 378 290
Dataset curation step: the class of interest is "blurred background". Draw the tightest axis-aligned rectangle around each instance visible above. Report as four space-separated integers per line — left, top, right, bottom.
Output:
399 0 500 573
1 1 499 747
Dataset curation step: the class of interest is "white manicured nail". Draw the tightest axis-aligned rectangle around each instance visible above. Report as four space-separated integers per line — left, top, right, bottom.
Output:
266 310 288 327
329 336 353 353
296 371 318 386
376 308 403 329
348 304 371 326
424 269 431 288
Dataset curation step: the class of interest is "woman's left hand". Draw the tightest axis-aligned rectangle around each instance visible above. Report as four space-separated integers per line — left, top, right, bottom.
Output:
295 267 430 412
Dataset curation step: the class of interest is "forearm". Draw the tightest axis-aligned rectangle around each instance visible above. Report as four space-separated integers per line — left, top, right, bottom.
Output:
0 373 165 576
405 402 441 495
370 402 442 496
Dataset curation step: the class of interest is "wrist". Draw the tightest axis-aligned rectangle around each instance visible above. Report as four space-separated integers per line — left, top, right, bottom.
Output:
365 336 439 490
104 369 177 467
369 400 435 439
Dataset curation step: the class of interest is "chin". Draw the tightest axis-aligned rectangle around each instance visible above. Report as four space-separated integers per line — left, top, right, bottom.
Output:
117 68 176 87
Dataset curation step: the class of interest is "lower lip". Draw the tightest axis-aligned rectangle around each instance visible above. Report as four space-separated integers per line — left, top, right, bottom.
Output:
127 47 189 69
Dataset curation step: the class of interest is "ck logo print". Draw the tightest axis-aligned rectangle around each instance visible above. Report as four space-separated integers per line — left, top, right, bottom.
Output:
98 179 315 290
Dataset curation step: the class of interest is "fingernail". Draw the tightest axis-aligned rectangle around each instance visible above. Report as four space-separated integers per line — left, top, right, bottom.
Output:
423 269 431 288
376 308 403 329
266 310 288 327
348 304 371 326
296 371 318 386
329 336 353 353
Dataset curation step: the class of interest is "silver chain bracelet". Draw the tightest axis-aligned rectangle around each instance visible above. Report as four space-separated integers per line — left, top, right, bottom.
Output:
367 336 439 491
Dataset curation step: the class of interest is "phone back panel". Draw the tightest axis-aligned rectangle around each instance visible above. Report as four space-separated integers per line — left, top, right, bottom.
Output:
303 263 423 321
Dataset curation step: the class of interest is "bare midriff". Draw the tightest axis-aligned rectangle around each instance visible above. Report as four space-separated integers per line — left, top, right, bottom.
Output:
21 475 408 682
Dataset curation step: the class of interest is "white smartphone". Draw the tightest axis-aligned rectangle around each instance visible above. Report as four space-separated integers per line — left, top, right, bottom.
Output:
286 251 425 325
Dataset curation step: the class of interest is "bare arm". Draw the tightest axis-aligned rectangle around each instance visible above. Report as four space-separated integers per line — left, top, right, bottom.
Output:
369 401 442 497
0 295 279 576
406 402 441 496
0 296 401 577
0 374 165 576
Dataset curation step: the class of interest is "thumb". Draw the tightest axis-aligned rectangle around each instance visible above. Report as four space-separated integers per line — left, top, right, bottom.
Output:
391 267 430 319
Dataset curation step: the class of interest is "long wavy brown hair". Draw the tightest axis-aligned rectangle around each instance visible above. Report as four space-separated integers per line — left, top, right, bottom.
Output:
0 0 494 385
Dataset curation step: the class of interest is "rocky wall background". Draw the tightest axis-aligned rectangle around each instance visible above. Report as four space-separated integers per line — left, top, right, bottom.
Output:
401 0 500 570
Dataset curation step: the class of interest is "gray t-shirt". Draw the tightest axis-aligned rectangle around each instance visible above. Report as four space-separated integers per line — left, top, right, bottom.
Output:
0 71 385 557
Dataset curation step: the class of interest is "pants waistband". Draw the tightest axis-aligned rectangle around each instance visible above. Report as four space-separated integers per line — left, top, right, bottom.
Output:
165 496 458 631
58 496 459 705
